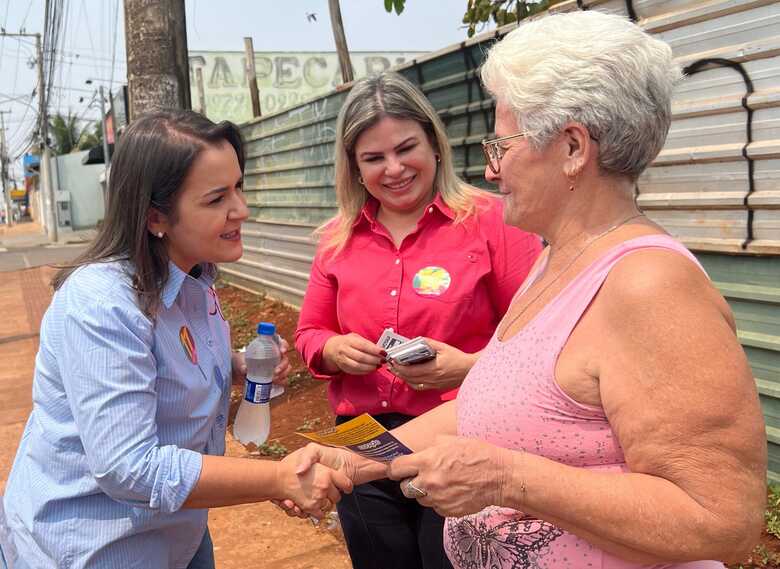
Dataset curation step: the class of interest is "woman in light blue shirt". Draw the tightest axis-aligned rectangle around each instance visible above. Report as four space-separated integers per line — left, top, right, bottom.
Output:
1 110 352 569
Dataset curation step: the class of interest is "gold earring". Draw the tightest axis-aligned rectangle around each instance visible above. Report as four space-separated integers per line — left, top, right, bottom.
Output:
358 176 365 186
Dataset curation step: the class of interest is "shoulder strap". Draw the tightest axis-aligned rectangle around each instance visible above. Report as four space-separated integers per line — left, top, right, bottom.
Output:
539 235 706 341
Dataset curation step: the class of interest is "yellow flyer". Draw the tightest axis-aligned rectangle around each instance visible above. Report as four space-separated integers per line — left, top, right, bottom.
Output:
298 413 413 462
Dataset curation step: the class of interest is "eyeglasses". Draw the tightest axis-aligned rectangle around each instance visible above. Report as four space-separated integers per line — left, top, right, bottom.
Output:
482 131 600 175
481 132 529 175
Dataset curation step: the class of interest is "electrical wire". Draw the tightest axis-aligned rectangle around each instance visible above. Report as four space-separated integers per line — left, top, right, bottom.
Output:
109 0 120 87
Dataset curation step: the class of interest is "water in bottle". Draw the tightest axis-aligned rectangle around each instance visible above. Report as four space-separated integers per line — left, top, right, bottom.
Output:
233 322 281 446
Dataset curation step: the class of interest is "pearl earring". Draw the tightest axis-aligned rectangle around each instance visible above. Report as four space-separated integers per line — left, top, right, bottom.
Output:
157 232 164 239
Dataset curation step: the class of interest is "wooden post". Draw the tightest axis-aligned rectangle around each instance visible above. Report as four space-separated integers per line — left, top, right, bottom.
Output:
328 0 354 84
195 67 207 116
244 37 261 118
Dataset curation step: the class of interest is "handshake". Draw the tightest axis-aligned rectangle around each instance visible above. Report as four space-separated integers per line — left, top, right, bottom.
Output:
272 444 385 519
272 433 511 521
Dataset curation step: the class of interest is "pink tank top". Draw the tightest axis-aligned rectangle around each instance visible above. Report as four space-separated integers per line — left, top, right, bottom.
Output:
445 235 724 569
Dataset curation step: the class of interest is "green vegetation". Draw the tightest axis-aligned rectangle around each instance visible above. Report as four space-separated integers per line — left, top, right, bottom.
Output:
730 484 780 568
48 112 104 155
297 417 322 432
250 440 289 458
381 0 565 37
766 484 780 539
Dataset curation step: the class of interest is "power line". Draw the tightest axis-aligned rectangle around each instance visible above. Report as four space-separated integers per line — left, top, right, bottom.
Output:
19 0 34 30
0 0 11 63
109 0 120 86
79 0 100 80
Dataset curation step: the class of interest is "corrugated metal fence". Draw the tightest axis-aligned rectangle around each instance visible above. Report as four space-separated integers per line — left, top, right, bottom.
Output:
224 0 780 480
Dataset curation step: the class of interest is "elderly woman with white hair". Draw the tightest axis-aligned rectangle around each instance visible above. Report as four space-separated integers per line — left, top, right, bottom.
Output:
292 10 767 568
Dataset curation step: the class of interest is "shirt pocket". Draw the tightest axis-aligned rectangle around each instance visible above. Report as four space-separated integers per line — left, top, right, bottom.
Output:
409 248 489 305
155 358 218 426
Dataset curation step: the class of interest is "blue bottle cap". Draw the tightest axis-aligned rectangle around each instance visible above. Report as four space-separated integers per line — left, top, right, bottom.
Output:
257 322 276 335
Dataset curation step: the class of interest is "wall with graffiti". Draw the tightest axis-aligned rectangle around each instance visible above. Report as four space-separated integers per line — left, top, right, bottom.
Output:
188 51 424 124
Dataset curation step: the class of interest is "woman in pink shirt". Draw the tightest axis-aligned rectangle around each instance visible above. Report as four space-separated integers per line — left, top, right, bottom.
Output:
294 11 766 569
295 72 541 569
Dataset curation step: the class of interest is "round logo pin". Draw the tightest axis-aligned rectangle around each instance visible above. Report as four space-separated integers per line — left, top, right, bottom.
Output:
179 326 198 365
412 266 451 297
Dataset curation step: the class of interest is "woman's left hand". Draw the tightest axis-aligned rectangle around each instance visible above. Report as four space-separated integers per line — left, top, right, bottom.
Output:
231 338 292 386
387 339 478 392
388 435 511 517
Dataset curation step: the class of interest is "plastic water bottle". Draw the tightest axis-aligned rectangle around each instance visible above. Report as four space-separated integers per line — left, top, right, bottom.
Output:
233 322 281 446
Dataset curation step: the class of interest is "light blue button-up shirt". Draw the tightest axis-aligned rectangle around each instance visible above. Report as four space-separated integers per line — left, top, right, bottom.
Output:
2 260 232 568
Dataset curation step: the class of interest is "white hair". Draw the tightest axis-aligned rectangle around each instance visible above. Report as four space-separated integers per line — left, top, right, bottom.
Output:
481 10 682 179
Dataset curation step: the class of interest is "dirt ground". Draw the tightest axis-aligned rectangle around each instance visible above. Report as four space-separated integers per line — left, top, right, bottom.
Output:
212 282 351 569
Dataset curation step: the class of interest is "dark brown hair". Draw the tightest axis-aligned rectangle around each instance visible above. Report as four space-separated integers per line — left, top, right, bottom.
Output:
51 109 245 317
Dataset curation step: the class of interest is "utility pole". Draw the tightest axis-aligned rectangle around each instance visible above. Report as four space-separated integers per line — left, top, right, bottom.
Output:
98 86 111 188
124 0 191 119
243 37 262 118
0 28 55 240
0 111 12 227
195 67 207 116
328 0 354 84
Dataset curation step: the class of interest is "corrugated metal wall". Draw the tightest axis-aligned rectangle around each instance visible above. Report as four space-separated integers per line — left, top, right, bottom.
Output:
224 0 780 479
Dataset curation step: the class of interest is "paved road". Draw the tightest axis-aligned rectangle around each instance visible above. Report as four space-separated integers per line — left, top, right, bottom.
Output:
0 244 88 272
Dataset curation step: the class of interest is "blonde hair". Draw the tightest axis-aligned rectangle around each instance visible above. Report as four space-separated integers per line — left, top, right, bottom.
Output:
318 72 487 258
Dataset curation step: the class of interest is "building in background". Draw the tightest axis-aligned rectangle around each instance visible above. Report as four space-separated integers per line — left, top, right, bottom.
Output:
51 150 105 231
189 51 424 124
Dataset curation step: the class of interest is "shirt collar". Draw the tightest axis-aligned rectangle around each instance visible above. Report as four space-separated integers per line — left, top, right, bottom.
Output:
430 193 456 221
161 262 216 309
355 193 455 228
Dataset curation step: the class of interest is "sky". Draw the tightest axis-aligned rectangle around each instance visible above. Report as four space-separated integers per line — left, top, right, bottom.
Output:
0 0 492 185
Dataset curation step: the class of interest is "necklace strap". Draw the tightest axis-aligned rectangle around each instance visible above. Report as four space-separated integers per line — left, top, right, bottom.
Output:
498 212 645 340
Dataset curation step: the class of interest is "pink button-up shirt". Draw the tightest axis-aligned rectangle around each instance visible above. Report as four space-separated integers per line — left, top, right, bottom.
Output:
295 194 541 417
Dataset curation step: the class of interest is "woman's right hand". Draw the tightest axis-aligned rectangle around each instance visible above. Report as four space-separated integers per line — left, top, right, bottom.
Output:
275 450 354 518
322 333 385 375
274 443 388 518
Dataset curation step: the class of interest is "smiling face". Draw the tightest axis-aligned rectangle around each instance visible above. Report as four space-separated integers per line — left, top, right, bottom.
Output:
353 116 438 219
148 140 249 272
486 100 567 231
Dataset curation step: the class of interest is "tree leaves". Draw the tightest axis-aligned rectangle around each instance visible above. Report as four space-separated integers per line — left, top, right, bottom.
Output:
382 0 560 38
48 112 103 155
461 0 560 37
383 0 406 15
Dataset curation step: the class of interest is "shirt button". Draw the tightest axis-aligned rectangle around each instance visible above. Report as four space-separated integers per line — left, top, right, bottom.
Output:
394 258 400 265
390 289 397 296
207 339 214 347
380 401 388 408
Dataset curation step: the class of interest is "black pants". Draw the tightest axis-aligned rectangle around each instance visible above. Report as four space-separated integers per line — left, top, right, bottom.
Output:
336 414 453 569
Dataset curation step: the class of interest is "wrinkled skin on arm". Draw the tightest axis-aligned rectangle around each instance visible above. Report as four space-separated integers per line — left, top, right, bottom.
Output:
389 249 766 563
